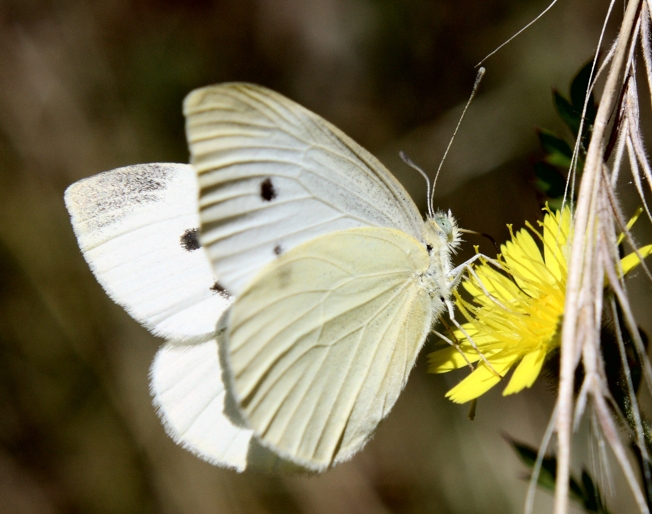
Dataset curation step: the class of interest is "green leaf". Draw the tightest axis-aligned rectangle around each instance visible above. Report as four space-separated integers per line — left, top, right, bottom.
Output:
580 469 613 514
571 61 593 112
571 61 598 124
630 329 647 396
554 90 580 136
547 197 565 212
509 438 613 513
534 161 566 199
509 439 556 492
581 470 599 511
600 321 649 420
569 60 597 138
537 129 573 168
568 475 586 504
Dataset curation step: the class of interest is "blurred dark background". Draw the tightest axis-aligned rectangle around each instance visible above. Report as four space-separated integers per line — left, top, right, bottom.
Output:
0 0 642 513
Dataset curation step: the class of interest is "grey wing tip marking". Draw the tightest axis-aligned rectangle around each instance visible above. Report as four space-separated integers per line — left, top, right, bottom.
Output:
64 163 184 223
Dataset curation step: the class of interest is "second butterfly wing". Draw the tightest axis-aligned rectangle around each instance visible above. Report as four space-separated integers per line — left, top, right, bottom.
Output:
184 83 425 296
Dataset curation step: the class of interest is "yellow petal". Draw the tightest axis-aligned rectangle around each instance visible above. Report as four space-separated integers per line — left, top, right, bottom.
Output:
445 356 516 404
502 346 547 395
542 207 571 282
620 244 652 276
617 206 643 245
428 327 501 373
471 265 522 303
428 346 481 372
502 231 546 292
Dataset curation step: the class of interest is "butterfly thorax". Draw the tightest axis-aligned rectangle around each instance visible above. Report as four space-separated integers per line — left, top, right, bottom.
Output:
419 211 461 302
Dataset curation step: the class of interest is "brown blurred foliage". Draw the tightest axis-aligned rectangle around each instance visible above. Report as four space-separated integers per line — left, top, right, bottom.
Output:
0 0 640 513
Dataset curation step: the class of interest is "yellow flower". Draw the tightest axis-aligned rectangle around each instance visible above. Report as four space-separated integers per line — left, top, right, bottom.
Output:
429 206 652 404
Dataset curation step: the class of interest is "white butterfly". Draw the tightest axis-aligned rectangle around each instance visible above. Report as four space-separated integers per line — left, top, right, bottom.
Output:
65 83 464 473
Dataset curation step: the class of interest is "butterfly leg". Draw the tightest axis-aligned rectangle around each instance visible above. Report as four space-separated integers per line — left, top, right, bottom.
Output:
432 327 475 370
449 252 505 287
448 254 509 310
442 306 504 379
444 254 506 379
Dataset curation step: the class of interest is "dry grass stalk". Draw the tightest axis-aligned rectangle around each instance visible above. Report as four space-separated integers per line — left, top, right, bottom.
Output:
554 0 652 512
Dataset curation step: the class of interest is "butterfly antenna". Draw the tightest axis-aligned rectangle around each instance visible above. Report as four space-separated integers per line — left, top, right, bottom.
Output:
430 67 485 213
400 150 433 218
476 0 559 68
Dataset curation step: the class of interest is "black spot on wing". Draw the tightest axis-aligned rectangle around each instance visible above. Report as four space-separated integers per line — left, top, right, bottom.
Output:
274 244 282 256
426 244 433 254
210 281 231 299
260 178 276 201
180 228 200 251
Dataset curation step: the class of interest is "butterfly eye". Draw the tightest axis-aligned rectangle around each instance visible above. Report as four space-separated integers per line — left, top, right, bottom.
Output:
434 214 454 242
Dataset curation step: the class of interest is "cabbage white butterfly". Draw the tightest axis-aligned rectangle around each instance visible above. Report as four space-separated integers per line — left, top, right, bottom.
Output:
65 83 463 473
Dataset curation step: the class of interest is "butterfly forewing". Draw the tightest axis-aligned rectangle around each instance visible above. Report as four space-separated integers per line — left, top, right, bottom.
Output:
185 83 424 295
64 163 231 340
221 228 434 470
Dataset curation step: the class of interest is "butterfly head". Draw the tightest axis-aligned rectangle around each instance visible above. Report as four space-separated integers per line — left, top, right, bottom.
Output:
424 210 461 253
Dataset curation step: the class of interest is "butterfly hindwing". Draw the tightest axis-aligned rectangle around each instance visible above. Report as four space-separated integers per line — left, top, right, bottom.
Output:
184 83 424 295
220 227 434 470
150 339 253 470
